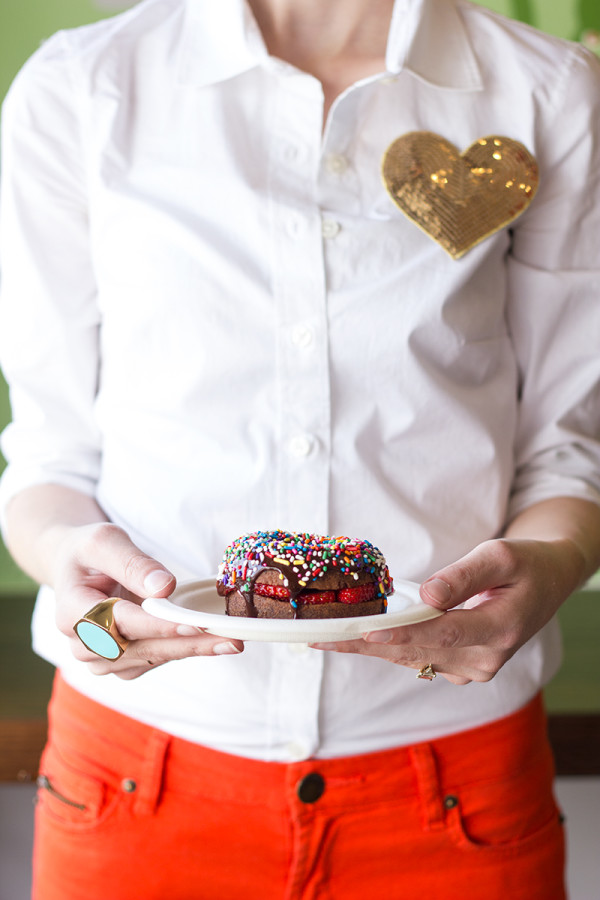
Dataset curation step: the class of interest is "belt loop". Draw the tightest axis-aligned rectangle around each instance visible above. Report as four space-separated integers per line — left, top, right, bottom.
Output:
408 744 445 832
133 729 171 817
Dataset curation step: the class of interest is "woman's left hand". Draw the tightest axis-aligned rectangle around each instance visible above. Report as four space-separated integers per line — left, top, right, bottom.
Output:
310 536 587 684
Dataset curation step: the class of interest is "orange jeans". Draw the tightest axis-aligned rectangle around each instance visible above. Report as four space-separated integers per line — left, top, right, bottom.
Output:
33 675 565 900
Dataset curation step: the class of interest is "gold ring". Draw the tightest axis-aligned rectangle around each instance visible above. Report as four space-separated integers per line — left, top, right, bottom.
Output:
417 663 437 681
74 599 128 660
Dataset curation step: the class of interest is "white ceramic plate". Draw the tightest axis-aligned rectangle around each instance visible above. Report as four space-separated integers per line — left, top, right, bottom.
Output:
142 577 443 643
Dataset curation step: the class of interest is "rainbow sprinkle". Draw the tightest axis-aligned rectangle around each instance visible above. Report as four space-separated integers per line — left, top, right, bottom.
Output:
217 530 393 603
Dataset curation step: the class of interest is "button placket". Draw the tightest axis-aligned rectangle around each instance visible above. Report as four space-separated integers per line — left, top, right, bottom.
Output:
269 78 331 533
268 642 324 762
318 89 361 215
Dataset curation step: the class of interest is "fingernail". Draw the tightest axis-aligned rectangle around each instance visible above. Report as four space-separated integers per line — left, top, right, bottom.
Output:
176 625 202 636
422 578 451 606
144 570 174 596
213 641 242 655
365 629 394 644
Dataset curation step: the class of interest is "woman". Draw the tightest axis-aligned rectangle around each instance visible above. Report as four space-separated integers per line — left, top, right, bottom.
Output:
1 0 600 897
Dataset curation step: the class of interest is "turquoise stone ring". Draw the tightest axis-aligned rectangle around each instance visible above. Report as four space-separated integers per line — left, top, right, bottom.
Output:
74 599 128 660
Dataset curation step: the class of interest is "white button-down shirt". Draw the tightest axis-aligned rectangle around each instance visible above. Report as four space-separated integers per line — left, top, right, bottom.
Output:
1 0 600 760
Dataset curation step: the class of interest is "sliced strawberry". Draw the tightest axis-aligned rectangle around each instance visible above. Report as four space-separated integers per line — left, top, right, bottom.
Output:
300 590 336 605
253 582 291 599
337 583 376 604
254 582 376 605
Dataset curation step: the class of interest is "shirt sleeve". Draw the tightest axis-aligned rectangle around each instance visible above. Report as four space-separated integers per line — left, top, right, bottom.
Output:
0 32 101 528
506 45 600 520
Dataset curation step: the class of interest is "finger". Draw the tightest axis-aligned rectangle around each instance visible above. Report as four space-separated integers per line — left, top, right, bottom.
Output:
60 589 185 644
314 605 513 657
57 582 122 636
69 597 205 661
128 634 244 665
309 638 368 653
313 608 516 681
111 599 205 642
311 636 436 669
72 522 176 600
364 608 500 652
310 637 476 684
419 540 519 610
85 632 244 678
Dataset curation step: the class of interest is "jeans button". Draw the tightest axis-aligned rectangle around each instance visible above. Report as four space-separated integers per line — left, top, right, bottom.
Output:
297 773 325 804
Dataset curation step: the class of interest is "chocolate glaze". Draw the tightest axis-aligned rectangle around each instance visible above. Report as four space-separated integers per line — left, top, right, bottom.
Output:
217 561 315 618
216 531 394 620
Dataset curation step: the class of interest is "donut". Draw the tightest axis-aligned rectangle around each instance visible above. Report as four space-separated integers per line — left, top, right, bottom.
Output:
216 530 393 619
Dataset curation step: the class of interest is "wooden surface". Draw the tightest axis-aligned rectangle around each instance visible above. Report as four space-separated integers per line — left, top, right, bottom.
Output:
1 590 599 781
0 720 48 782
548 715 600 777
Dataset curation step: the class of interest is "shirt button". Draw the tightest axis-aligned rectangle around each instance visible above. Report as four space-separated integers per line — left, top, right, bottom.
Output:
289 435 314 458
321 219 341 239
296 773 326 803
291 324 314 348
325 153 349 175
286 741 310 761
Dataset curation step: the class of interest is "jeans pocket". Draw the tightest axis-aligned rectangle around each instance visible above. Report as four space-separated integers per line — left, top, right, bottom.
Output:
36 740 123 831
443 773 564 858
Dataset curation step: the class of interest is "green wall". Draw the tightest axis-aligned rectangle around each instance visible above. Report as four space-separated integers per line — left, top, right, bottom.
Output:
481 0 599 42
0 0 598 592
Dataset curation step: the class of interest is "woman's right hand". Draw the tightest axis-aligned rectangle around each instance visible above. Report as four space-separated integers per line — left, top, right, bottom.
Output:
52 521 244 679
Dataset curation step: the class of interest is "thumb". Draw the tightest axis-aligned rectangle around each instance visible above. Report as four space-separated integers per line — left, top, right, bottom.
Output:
75 522 176 600
419 540 511 610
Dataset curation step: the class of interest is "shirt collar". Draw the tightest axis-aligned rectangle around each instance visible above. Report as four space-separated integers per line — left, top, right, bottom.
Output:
387 0 483 90
178 0 269 86
178 0 483 92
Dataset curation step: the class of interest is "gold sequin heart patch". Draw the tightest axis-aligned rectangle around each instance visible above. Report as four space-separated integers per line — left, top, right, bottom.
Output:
382 132 539 259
